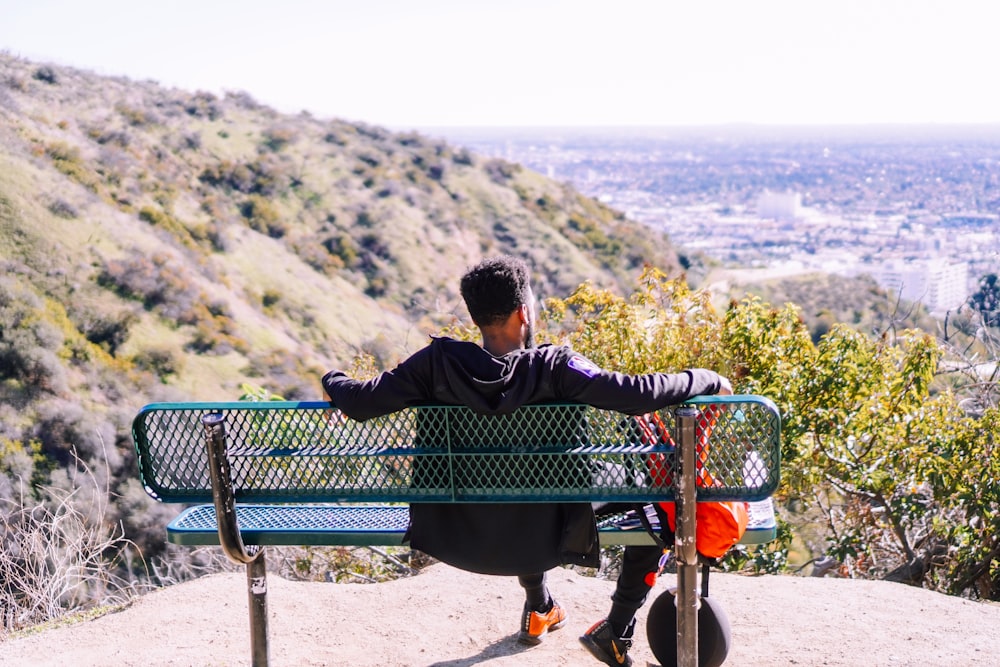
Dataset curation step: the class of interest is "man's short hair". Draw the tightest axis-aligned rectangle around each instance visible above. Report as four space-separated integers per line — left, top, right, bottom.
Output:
460 255 531 326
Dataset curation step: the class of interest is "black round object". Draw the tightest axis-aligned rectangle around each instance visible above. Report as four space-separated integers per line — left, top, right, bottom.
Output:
646 587 731 667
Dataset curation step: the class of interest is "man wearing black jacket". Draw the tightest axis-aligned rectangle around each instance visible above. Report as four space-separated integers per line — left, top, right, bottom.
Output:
322 255 731 665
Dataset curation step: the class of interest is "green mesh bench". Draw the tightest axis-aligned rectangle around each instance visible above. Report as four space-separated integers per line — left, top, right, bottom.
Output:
132 395 781 667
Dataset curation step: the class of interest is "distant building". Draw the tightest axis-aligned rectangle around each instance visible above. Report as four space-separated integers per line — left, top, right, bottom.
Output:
757 190 801 222
859 258 969 313
941 212 999 229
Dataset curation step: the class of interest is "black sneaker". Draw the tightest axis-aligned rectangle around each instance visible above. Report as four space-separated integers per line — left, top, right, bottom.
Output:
580 619 633 666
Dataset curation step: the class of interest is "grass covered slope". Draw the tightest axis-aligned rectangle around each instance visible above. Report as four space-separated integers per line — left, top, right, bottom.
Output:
0 51 680 403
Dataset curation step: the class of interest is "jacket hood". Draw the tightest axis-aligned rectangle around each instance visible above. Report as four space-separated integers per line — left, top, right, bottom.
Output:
431 337 549 415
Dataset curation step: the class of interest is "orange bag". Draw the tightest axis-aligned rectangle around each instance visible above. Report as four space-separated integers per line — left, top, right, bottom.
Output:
636 408 749 559
658 498 749 559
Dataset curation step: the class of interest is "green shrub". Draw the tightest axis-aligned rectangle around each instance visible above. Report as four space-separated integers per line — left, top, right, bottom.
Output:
131 346 183 379
78 311 137 355
0 279 69 395
365 275 387 298
546 268 997 598
47 199 78 219
116 104 153 127
187 316 248 355
182 132 201 150
97 253 199 320
262 126 297 152
262 289 281 308
184 91 222 120
92 129 131 148
33 66 57 84
452 148 474 165
45 142 99 191
224 89 261 110
483 158 519 183
323 130 347 146
239 195 286 238
199 159 288 196
359 233 391 260
322 234 358 267
137 206 200 251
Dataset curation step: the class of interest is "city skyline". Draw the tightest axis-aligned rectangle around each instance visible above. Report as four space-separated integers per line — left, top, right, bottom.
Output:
2 0 1000 130
454 126 999 315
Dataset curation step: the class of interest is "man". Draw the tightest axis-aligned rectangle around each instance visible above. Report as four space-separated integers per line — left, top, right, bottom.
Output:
322 255 732 664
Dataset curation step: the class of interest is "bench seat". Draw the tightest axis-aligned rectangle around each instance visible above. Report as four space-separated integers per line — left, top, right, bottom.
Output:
166 502 777 548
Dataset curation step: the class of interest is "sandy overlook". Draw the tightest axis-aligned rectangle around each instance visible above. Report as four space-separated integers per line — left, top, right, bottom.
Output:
2 563 998 667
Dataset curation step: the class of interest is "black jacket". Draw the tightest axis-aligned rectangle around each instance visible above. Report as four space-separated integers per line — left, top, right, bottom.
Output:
322 337 727 575
322 337 727 418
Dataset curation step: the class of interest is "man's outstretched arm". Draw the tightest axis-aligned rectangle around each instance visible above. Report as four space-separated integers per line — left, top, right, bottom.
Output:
322 349 433 421
556 351 732 414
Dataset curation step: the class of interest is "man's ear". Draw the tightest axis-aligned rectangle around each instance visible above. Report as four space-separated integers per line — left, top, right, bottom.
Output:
518 303 530 324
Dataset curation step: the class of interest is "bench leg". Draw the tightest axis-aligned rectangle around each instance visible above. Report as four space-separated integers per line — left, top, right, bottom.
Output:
247 551 269 667
674 406 700 667
202 412 271 665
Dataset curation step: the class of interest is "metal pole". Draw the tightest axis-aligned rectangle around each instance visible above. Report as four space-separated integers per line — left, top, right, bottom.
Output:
247 551 269 667
203 413 269 667
674 406 699 667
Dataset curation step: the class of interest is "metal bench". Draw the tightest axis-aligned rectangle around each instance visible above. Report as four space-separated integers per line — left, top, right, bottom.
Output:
132 395 781 667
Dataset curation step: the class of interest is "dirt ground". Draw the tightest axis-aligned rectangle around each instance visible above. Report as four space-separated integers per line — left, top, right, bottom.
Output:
2 563 999 666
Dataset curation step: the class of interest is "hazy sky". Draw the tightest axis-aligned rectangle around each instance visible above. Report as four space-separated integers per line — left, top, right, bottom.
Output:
2 0 997 130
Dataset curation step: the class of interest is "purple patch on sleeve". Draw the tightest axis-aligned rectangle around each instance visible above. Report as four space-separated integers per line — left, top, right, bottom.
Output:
567 355 600 378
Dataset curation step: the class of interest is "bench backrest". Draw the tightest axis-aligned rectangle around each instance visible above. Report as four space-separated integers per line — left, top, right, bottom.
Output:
132 396 781 505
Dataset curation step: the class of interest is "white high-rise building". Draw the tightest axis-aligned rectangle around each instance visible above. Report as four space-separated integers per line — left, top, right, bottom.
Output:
757 190 801 222
861 258 969 313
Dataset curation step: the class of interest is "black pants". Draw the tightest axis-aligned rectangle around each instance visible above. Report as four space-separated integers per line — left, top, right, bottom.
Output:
597 503 670 635
608 544 662 632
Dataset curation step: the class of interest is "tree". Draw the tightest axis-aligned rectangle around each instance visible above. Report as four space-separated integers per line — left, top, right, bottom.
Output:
543 267 998 600
968 273 1000 327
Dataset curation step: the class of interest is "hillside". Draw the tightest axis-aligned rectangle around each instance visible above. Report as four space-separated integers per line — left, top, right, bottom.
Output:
0 51 682 598
0 52 680 398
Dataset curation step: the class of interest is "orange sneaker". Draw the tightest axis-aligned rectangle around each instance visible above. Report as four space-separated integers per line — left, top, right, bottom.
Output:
517 600 567 645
